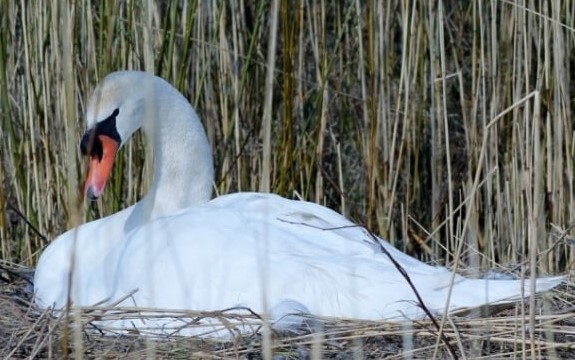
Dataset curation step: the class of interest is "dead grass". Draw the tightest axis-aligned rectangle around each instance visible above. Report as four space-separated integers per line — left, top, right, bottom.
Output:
2 0 575 359
3 0 575 272
1 265 574 359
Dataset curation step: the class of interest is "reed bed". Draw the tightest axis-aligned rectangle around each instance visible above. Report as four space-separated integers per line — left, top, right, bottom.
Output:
1 0 574 358
0 276 574 359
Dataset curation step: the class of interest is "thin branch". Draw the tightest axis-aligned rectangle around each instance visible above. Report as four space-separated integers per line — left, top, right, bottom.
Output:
6 204 48 245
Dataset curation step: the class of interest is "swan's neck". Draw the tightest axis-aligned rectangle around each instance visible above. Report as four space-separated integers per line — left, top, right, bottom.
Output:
125 85 214 231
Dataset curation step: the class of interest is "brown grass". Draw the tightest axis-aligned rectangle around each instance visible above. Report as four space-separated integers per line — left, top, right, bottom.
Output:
1 0 575 359
1 268 574 359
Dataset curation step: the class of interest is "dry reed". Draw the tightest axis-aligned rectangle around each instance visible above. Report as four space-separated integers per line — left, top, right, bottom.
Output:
1 0 574 358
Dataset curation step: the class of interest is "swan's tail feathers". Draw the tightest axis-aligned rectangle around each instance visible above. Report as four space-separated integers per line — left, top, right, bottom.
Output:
528 275 567 293
446 275 566 314
450 275 565 318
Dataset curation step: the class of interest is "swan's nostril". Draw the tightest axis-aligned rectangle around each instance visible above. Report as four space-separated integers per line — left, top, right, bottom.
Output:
85 185 99 201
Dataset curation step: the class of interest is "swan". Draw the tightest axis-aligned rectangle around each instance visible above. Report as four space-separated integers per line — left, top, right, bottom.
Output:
34 71 564 337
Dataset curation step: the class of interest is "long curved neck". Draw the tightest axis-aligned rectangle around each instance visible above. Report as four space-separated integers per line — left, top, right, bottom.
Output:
125 80 214 231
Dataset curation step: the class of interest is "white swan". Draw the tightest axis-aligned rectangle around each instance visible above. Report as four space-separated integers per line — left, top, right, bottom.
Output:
34 71 564 337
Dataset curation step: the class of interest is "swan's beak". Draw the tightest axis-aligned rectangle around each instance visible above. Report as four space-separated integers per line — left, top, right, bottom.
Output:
84 135 119 200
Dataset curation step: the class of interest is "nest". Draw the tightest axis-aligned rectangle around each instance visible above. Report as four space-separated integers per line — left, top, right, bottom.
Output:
1 265 574 359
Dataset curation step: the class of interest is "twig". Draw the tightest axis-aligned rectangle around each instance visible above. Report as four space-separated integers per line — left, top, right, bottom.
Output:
0 263 34 286
6 204 49 245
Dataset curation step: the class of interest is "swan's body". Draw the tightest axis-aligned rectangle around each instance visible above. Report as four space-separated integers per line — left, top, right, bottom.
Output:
34 71 564 337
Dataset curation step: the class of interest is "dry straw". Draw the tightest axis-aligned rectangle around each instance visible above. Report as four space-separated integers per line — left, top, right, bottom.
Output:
1 0 574 358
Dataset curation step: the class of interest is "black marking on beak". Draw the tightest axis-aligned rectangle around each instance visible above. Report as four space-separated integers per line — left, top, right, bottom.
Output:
80 108 121 161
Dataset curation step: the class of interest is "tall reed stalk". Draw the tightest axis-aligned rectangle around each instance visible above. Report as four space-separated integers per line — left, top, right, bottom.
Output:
1 0 571 287
1 1 574 358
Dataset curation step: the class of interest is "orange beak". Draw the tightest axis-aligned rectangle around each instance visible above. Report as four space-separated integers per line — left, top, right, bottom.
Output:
84 135 120 199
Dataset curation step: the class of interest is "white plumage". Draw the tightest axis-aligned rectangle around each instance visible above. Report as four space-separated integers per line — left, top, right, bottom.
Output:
34 71 564 337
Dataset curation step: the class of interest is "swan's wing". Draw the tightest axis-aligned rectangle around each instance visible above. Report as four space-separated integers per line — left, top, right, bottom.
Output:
104 194 448 317
72 193 564 336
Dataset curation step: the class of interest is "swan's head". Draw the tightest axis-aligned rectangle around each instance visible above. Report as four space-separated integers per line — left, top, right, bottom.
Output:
80 71 157 200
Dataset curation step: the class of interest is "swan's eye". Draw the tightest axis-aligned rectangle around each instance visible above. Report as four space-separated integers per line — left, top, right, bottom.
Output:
80 108 121 160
